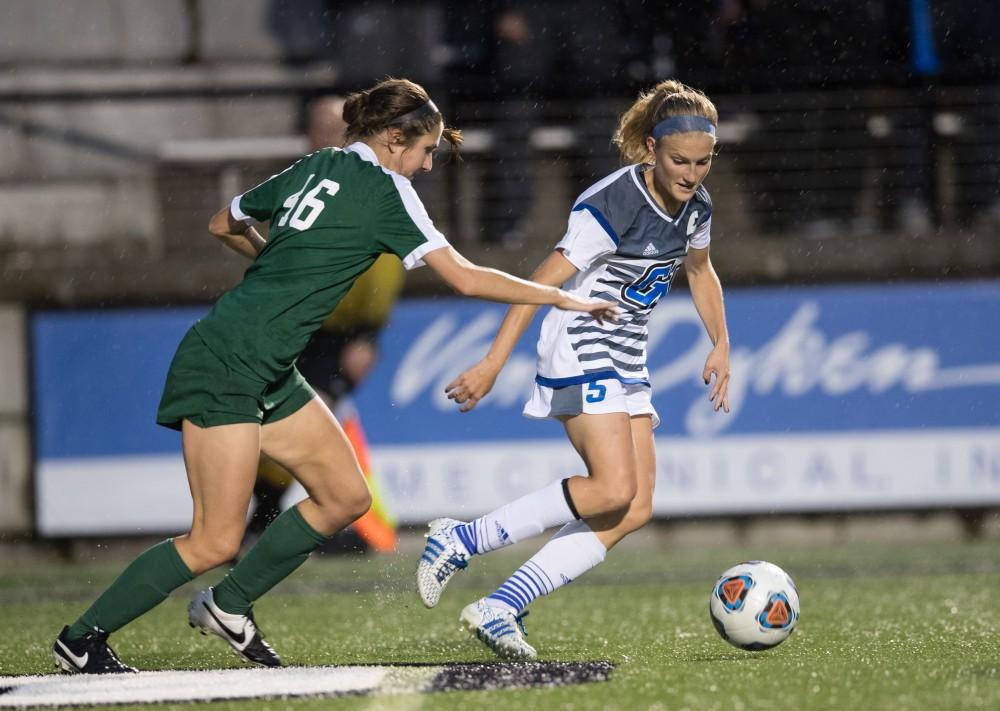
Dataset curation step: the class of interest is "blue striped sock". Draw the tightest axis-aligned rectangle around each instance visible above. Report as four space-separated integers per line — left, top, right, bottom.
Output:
488 561 554 613
486 520 607 613
453 519 506 556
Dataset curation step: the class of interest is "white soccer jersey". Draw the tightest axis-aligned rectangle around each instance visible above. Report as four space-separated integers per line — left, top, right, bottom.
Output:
535 164 713 389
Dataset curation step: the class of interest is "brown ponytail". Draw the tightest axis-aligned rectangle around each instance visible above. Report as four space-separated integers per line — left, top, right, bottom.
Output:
343 78 462 152
613 79 718 165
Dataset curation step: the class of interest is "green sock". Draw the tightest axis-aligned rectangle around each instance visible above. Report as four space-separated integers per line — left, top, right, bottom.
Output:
213 505 327 615
66 539 194 640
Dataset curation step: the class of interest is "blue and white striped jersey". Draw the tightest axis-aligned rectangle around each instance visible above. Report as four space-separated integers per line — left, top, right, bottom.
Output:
535 164 713 389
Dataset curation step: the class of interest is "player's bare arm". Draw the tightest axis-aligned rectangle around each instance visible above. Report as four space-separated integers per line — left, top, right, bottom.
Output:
423 246 617 320
208 206 267 259
447 250 581 412
685 245 730 412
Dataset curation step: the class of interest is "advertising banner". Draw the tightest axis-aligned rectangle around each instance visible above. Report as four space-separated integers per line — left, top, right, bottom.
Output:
32 282 1000 535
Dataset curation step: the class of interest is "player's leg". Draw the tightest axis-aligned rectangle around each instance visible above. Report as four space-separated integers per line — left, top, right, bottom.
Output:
55 420 259 674
417 468 589 608
176 419 283 671
417 408 637 608
458 413 639 658
189 397 366 667
207 396 370 620
486 413 654 615
584 413 656 549
465 409 640 552
174 420 261 572
260 396 372 536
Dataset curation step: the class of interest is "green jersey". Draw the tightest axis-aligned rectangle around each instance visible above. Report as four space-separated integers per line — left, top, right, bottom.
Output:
193 142 448 383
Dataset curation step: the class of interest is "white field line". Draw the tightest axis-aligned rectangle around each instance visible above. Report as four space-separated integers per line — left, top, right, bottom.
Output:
0 666 424 708
0 662 610 707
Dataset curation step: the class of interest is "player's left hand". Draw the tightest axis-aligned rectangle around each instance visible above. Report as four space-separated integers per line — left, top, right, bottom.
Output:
702 344 730 413
446 358 502 412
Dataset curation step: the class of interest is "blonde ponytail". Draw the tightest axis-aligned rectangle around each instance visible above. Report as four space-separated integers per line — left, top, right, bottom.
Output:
613 80 718 164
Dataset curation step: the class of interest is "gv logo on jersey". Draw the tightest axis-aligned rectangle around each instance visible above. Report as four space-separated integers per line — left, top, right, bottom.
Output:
621 259 679 309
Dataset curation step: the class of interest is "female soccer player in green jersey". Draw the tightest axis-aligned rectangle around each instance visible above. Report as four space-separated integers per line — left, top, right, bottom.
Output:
51 78 618 675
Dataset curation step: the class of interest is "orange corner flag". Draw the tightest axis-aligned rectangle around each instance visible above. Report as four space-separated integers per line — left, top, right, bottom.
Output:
340 412 397 552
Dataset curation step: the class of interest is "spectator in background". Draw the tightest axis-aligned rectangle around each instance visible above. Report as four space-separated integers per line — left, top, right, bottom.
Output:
943 0 1000 227
441 2 639 246
688 0 884 238
702 0 999 237
268 0 337 65
877 0 1000 232
872 0 943 235
441 2 548 247
305 95 348 150
247 95 404 554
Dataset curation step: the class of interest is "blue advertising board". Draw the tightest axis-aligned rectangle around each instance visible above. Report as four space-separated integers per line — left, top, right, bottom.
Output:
32 308 206 460
31 282 1000 535
354 282 1000 443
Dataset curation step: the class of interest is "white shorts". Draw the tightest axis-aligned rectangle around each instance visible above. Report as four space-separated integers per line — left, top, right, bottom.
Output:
523 378 660 428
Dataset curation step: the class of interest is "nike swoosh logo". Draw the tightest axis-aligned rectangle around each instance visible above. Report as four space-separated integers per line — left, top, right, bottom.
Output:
203 603 246 645
56 639 89 669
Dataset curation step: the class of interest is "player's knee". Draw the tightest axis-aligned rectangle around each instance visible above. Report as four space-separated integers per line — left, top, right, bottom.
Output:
609 490 638 515
186 533 242 571
592 473 638 514
208 536 243 567
344 486 372 522
314 481 370 524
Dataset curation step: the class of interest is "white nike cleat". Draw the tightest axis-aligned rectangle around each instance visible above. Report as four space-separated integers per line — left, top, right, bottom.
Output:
417 518 471 608
460 599 537 660
187 588 281 667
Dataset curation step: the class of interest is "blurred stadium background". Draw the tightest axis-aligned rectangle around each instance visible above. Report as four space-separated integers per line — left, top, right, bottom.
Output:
0 3 999 700
2 0 997 542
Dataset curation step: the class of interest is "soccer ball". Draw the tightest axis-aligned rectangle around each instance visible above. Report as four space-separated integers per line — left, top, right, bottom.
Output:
709 560 799 650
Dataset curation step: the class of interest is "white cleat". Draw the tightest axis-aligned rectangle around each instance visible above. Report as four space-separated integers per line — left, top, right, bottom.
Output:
417 518 470 608
460 599 537 660
187 588 281 667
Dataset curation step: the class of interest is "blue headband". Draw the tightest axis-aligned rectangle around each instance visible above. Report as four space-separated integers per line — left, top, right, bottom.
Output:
651 115 716 139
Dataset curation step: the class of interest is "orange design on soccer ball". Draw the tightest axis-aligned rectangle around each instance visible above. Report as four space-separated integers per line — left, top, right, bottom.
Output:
765 599 790 626
721 578 746 606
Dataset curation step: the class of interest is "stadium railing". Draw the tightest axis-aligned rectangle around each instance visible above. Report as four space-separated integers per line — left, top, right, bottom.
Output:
1 85 999 305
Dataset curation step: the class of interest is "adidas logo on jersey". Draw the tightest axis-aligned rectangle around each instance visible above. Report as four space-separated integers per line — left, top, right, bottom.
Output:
642 242 658 256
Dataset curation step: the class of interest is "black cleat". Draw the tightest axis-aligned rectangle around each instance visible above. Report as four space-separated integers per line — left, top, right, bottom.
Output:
187 588 282 667
53 626 137 674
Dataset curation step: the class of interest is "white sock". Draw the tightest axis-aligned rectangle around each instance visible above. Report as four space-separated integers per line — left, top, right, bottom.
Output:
453 478 577 556
487 520 607 614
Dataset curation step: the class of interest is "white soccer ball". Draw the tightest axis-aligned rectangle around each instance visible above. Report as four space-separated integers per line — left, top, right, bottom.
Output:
709 560 799 650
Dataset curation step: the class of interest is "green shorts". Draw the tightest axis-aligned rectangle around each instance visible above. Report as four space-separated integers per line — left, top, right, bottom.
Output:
156 328 316 431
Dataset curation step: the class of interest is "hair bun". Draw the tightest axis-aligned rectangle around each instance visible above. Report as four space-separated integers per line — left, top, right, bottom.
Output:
342 89 371 125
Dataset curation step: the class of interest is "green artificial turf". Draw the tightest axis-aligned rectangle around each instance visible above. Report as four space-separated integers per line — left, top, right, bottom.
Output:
1 536 997 710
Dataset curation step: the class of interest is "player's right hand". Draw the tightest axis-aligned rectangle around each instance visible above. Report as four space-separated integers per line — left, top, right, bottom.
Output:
556 292 621 324
445 358 502 412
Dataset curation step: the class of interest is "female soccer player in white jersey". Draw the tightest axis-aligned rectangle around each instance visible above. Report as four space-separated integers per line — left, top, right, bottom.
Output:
417 80 731 659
